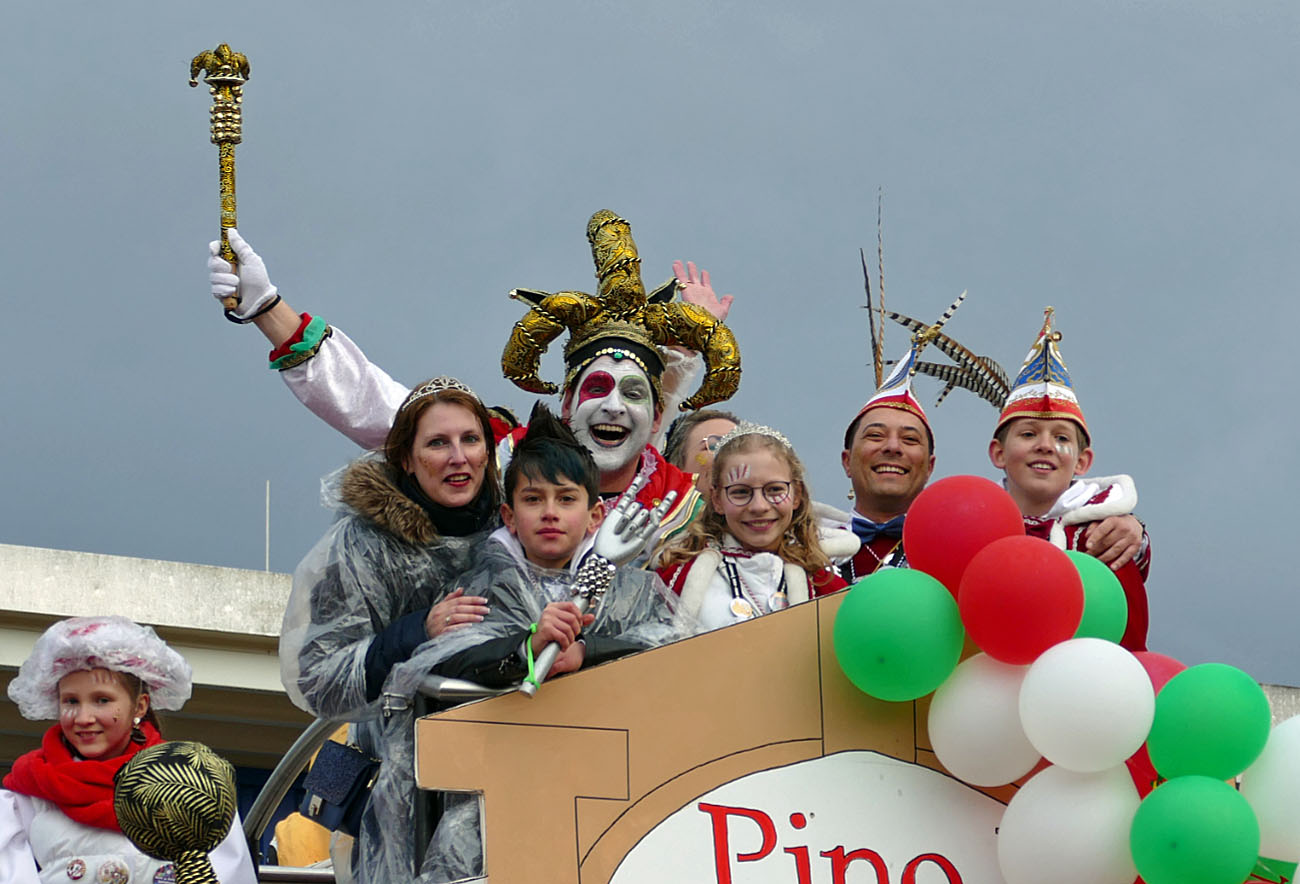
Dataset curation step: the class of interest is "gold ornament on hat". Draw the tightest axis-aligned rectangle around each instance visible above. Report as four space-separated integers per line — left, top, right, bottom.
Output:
188 44 250 312
501 210 741 410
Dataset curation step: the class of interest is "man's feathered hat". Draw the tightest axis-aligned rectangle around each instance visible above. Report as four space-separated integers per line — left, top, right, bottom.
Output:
501 210 740 411
848 234 980 446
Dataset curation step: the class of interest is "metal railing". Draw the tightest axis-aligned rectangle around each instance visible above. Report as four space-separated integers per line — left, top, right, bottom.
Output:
243 676 507 882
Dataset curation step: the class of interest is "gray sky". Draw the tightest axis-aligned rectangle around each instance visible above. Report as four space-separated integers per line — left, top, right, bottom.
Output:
3 1 1297 684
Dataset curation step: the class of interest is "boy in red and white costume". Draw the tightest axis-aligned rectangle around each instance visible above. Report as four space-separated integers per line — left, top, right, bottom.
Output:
988 308 1150 651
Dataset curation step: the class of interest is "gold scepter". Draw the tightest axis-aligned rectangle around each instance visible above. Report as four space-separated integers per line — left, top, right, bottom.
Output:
189 44 250 311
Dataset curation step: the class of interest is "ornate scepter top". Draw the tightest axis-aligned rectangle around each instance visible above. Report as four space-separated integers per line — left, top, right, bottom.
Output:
189 44 250 310
188 44 249 145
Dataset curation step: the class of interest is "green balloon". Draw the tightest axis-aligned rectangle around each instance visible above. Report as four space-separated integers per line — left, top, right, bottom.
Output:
1130 776 1260 884
1065 550 1127 642
1147 663 1272 780
832 568 964 702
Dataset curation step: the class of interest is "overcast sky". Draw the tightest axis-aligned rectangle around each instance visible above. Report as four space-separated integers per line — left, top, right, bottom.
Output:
2 1 1297 684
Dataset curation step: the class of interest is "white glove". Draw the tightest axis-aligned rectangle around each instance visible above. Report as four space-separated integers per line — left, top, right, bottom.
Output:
207 227 279 321
592 475 678 566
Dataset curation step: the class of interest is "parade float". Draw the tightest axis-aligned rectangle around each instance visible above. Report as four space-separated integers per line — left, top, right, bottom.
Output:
408 473 1300 884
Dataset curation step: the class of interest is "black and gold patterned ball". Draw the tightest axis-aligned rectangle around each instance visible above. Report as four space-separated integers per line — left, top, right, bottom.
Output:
113 742 238 884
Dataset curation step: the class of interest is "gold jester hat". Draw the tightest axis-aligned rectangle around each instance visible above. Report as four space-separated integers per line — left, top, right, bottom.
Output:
502 210 741 410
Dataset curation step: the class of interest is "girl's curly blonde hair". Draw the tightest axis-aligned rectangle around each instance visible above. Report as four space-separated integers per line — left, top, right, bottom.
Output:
655 430 830 573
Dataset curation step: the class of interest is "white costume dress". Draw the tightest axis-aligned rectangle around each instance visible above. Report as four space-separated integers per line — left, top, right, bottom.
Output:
663 528 859 633
0 790 255 884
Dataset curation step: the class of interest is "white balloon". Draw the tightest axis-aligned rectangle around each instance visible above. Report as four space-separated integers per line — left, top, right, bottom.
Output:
1019 638 1154 772
998 764 1139 884
1242 714 1300 861
928 653 1041 786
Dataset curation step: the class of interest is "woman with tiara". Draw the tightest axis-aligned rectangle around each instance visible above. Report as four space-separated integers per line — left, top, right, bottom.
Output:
279 376 504 883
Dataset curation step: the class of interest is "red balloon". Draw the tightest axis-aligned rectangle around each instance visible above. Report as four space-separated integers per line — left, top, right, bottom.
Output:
957 535 1083 664
1126 651 1187 797
902 475 1025 596
1132 651 1186 694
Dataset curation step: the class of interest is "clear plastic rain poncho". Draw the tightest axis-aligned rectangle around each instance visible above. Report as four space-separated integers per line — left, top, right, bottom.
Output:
279 457 498 883
383 527 691 883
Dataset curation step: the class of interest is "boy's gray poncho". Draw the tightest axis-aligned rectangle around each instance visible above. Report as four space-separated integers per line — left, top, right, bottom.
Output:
383 527 689 882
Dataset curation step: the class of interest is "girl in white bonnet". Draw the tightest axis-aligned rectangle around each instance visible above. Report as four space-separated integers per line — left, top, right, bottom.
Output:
0 616 256 883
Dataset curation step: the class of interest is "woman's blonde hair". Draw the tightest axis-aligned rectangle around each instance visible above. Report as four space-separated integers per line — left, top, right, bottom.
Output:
655 430 830 573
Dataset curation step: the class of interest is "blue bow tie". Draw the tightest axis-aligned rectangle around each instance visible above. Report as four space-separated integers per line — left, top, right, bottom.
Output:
851 515 905 544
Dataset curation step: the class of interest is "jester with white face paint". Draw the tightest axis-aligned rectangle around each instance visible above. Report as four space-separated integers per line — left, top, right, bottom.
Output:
492 211 741 547
566 355 658 478
492 342 701 554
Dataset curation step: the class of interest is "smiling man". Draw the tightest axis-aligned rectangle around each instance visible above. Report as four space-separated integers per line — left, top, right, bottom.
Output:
829 344 936 583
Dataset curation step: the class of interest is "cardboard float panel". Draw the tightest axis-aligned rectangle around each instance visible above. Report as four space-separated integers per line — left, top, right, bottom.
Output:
415 592 1007 883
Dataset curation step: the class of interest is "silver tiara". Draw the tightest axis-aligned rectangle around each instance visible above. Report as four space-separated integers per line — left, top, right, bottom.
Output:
716 421 793 452
399 376 481 413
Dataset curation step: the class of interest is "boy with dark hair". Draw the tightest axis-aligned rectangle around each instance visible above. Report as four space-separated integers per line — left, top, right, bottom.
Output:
988 309 1149 651
428 403 684 689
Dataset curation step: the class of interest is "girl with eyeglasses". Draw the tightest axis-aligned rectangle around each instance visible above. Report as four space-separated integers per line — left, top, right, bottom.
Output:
655 423 859 632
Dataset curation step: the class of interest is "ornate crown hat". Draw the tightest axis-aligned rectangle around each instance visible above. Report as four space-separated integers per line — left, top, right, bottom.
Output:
501 210 741 411
996 307 1088 441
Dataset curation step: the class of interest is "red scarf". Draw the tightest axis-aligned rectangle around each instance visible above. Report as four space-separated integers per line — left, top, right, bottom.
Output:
3 722 164 832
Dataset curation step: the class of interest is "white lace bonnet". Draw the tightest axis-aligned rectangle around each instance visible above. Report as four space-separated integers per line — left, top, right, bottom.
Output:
7 616 193 721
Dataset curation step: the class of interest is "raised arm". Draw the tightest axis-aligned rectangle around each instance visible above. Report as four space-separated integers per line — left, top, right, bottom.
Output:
655 260 735 445
672 260 734 321
207 228 409 449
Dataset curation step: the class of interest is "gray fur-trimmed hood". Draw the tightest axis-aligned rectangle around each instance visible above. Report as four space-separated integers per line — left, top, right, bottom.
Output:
339 458 441 546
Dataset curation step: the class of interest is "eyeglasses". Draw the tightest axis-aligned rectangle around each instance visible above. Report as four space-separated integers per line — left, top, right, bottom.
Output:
722 481 794 507
702 434 727 452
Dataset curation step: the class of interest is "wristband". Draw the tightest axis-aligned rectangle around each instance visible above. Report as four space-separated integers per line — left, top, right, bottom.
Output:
223 293 283 325
269 313 333 371
524 622 539 689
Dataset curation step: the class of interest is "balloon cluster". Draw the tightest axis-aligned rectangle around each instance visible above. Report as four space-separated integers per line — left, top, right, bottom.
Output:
831 476 1300 884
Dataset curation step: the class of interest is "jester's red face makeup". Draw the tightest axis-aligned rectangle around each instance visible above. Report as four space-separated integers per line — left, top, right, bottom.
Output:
577 370 616 406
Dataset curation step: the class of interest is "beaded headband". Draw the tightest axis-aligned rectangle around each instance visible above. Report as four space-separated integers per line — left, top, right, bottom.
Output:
715 421 794 453
398 376 481 415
